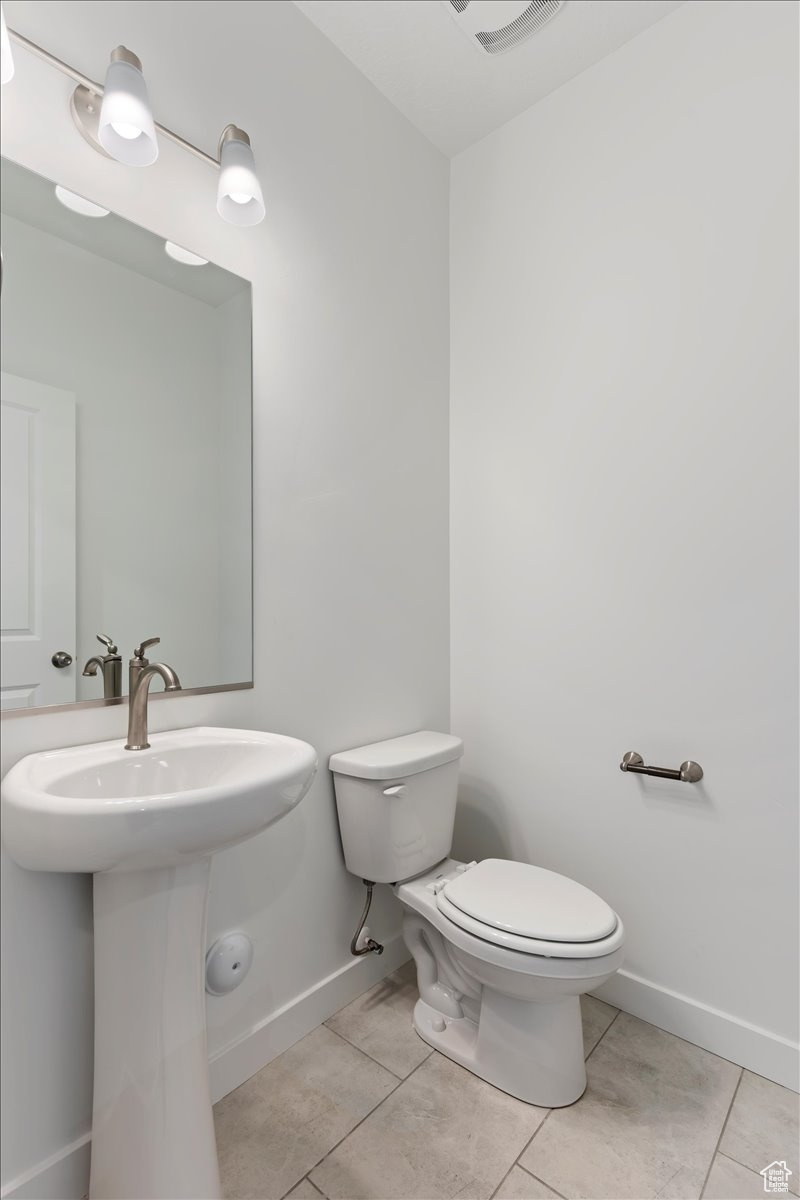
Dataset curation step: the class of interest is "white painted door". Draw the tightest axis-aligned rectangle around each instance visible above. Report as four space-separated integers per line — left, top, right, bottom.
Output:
1 372 76 710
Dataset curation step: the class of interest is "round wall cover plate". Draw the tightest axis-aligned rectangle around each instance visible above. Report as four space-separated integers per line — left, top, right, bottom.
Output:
205 931 253 995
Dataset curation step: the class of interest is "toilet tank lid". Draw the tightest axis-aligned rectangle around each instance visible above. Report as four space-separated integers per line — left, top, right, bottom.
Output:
329 731 463 780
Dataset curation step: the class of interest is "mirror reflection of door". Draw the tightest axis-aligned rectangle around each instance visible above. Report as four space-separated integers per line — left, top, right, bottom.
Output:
1 371 76 709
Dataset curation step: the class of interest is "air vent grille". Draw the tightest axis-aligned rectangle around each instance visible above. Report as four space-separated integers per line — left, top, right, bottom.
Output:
449 0 471 11
476 0 563 54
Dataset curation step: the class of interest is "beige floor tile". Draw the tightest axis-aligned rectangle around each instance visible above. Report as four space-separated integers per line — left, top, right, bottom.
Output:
719 1071 799 1195
284 1180 326 1200
702 1153 765 1199
310 1052 547 1199
520 1013 740 1200
214 1025 397 1200
494 1165 562 1199
325 960 431 1078
581 997 618 1058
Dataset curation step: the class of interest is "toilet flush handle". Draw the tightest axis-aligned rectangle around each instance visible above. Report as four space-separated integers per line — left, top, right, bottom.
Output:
383 784 407 797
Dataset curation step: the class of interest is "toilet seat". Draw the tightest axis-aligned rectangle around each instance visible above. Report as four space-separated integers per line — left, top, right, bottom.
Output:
435 858 622 959
398 860 625 973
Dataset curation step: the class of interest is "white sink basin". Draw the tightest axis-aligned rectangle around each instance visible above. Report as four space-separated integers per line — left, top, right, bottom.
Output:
1 725 318 873
1 725 317 1200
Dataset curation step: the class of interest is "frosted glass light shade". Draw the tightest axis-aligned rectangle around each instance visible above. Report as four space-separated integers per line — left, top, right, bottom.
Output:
98 49 158 166
1 5 14 86
217 133 264 227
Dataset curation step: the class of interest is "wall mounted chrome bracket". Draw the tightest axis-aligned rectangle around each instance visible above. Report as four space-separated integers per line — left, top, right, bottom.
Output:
69 83 112 158
620 751 703 783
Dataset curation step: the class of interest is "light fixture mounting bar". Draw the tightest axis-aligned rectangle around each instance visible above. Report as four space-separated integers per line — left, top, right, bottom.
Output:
7 26 219 168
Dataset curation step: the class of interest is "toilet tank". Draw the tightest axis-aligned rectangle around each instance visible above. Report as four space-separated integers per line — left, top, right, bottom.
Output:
329 731 463 884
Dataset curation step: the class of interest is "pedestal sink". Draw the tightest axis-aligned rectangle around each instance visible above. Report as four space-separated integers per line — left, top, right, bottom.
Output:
1 726 318 1200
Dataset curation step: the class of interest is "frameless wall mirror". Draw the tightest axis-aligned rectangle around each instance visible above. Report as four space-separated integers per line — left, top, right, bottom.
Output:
0 157 253 713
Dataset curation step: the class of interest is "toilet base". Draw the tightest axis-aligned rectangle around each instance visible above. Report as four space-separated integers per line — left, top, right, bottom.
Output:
412 992 587 1108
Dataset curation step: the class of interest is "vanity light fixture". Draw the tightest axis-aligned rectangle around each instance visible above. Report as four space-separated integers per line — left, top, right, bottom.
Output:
54 185 110 218
97 46 158 166
0 5 13 85
164 240 208 266
2 25 265 226
217 126 265 228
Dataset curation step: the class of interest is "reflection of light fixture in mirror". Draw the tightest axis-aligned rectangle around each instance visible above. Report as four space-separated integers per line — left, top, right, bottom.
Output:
164 241 208 266
217 126 265 228
98 46 158 166
0 5 14 85
55 185 110 218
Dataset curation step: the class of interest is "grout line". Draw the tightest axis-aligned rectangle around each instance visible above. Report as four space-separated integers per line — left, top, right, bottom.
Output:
714 1150 759 1172
656 1163 686 1197
322 1021 408 1082
518 1163 568 1199
490 1153 568 1200
717 1149 800 1195
524 1104 556 1148
303 1049 436 1190
280 1175 325 1200
489 1159 521 1199
698 1067 744 1200
274 1027 432 1200
499 1006 623 1198
503 1106 556 1194
585 1008 621 1062
599 1004 768 1077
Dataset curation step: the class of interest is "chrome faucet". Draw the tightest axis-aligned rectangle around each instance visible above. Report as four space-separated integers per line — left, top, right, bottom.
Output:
82 634 122 699
125 638 182 751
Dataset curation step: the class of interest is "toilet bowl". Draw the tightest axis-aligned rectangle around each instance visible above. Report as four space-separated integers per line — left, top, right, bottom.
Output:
396 858 624 1106
329 731 624 1108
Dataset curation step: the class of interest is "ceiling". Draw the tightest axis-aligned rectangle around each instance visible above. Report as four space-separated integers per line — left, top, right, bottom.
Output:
293 0 685 156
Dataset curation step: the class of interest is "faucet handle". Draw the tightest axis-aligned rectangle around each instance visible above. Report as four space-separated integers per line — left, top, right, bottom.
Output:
96 633 118 655
133 637 160 662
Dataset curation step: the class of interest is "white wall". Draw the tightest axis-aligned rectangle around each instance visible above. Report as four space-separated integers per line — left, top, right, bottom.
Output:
451 0 798 1087
0 1 449 1192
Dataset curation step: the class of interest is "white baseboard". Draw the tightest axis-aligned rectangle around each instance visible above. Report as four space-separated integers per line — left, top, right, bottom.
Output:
593 968 800 1092
209 931 411 1102
0 1132 91 1200
0 937 409 1200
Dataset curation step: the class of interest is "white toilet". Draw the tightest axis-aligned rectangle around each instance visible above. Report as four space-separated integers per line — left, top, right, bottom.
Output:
330 730 624 1107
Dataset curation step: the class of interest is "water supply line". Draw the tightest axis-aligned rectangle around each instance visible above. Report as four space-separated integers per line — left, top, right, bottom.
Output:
350 880 384 956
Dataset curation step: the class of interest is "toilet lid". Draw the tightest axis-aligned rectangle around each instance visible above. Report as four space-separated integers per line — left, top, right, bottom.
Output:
441 859 617 943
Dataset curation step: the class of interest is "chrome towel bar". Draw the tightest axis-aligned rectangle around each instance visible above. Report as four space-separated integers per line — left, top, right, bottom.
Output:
620 751 703 783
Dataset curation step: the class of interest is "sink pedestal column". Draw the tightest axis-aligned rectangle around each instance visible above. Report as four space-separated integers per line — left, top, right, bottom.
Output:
90 860 221 1200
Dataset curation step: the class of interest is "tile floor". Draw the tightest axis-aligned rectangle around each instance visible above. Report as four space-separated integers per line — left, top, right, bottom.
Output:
214 962 799 1200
